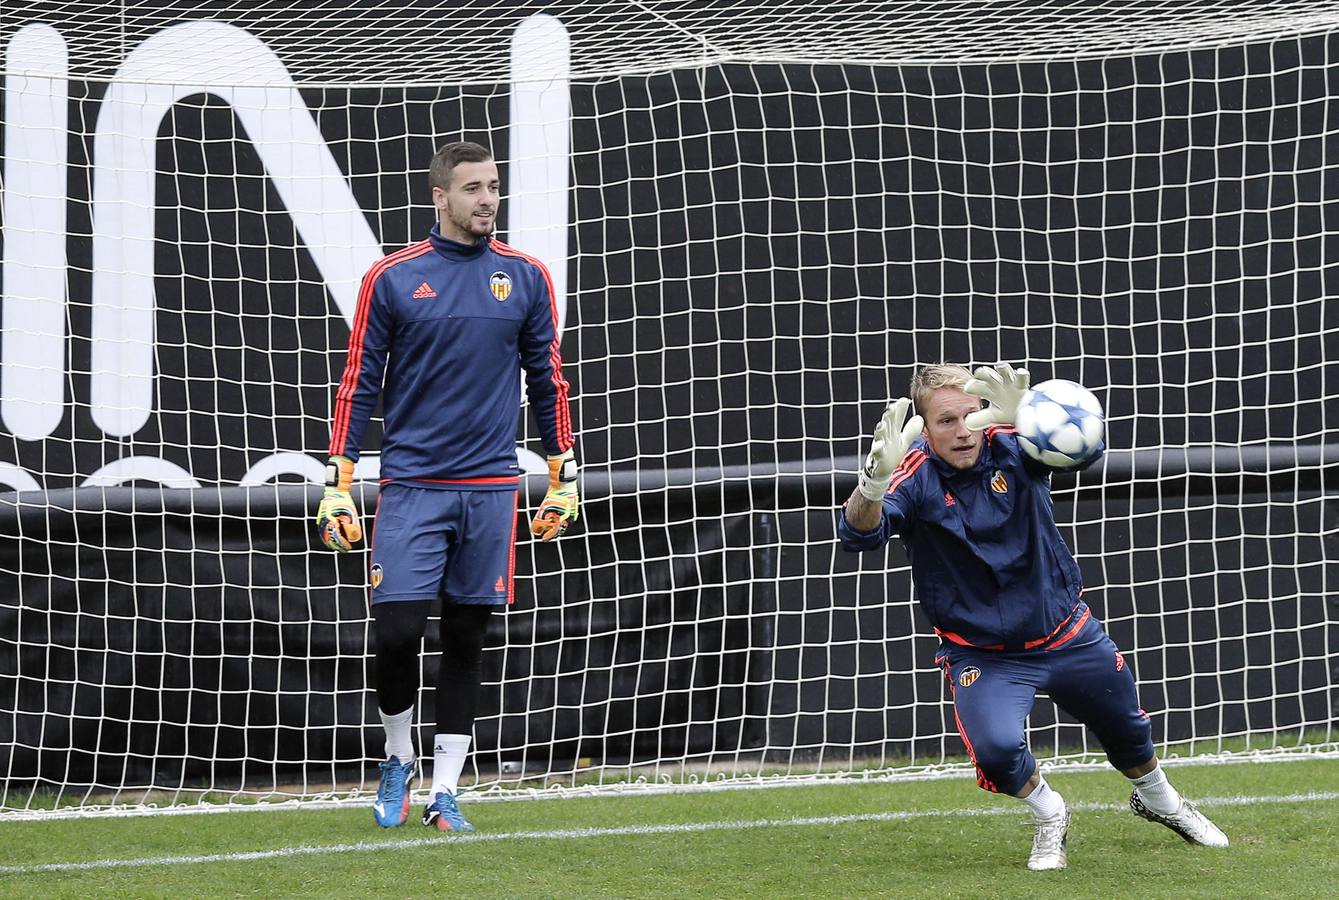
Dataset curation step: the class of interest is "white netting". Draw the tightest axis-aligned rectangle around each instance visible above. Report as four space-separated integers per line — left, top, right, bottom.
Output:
7 0 1339 84
1 1 1336 816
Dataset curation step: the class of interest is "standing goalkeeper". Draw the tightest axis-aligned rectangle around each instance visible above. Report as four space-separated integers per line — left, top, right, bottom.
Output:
316 141 577 832
839 363 1226 870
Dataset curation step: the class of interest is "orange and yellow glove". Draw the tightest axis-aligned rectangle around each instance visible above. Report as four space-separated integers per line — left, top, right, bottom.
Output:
315 455 363 552
530 448 579 541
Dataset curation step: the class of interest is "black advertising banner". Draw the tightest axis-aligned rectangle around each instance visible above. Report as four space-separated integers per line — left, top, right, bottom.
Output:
1 4 1336 794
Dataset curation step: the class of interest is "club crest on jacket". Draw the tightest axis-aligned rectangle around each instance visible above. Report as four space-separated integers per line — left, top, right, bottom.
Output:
489 271 513 301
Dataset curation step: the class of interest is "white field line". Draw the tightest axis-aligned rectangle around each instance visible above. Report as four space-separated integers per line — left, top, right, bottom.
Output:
0 790 1333 876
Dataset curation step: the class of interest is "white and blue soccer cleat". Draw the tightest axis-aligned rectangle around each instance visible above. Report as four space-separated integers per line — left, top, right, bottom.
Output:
422 791 474 832
372 756 415 828
1130 791 1229 847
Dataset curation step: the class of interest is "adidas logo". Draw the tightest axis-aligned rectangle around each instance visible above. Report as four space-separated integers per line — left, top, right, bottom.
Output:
412 281 437 299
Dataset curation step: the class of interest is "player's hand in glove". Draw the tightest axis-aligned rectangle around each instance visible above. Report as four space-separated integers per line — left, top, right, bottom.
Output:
964 363 1030 430
857 397 924 501
530 448 579 541
315 455 363 552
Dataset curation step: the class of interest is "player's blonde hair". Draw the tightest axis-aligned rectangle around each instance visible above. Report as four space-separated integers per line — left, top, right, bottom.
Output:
909 363 973 416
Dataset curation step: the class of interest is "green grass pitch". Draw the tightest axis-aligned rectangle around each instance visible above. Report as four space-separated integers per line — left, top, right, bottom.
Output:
0 757 1334 897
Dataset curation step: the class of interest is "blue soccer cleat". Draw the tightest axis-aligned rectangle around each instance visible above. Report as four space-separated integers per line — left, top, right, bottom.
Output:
372 756 415 828
421 791 474 832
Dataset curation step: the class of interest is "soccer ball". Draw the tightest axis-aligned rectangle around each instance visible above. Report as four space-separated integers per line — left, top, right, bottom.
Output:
1013 379 1105 468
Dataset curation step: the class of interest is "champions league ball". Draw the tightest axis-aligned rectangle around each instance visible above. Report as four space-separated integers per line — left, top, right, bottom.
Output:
1013 379 1105 468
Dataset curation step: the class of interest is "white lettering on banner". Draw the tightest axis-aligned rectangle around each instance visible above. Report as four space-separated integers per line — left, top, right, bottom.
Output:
0 14 571 489
238 452 386 486
82 456 201 489
89 20 384 438
509 13 571 337
0 463 41 493
2 24 68 442
238 453 329 487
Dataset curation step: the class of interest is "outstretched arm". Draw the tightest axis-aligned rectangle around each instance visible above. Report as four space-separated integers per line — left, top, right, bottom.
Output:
843 489 885 532
842 397 922 533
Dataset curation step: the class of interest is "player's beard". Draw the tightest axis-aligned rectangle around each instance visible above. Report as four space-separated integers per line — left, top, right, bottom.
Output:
465 208 495 237
444 202 495 242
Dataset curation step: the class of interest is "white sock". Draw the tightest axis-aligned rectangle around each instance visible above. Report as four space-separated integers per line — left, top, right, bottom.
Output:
430 733 472 799
380 707 415 764
1019 777 1066 822
1129 762 1181 815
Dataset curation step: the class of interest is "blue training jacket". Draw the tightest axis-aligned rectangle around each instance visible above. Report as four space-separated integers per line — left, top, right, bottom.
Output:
838 426 1102 651
328 224 573 489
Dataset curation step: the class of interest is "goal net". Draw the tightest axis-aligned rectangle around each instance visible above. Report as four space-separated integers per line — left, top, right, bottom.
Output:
2 0 1337 816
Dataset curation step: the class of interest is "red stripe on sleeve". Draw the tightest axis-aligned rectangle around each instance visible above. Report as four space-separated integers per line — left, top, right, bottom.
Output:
490 239 574 451
328 241 430 456
885 449 928 495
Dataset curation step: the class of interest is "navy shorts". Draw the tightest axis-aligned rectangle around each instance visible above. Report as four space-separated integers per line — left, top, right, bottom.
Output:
935 616 1154 794
368 483 519 606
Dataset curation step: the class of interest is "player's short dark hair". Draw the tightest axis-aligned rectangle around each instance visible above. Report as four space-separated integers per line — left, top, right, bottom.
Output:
428 141 494 192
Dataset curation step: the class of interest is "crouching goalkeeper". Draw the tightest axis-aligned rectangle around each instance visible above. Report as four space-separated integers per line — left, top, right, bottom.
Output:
838 363 1227 870
317 141 578 833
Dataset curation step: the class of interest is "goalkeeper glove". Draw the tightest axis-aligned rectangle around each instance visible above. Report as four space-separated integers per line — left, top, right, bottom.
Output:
530 448 579 541
964 363 1030 430
857 397 924 501
315 455 363 552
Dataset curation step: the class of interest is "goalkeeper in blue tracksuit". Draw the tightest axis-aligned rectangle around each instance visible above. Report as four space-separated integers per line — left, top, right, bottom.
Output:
839 363 1227 871
315 141 577 833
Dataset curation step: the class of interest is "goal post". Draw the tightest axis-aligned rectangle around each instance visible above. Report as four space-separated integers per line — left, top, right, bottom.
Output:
2 1 1338 816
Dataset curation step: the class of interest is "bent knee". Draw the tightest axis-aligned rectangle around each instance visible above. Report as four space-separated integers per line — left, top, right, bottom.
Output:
1098 709 1155 771
968 734 1034 795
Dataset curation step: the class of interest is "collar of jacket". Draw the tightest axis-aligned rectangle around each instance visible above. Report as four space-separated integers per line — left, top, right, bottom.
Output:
428 222 489 260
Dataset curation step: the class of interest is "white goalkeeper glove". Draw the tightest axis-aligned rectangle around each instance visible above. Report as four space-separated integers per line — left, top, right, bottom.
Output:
963 363 1030 430
857 398 924 501
315 455 363 552
530 448 579 541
